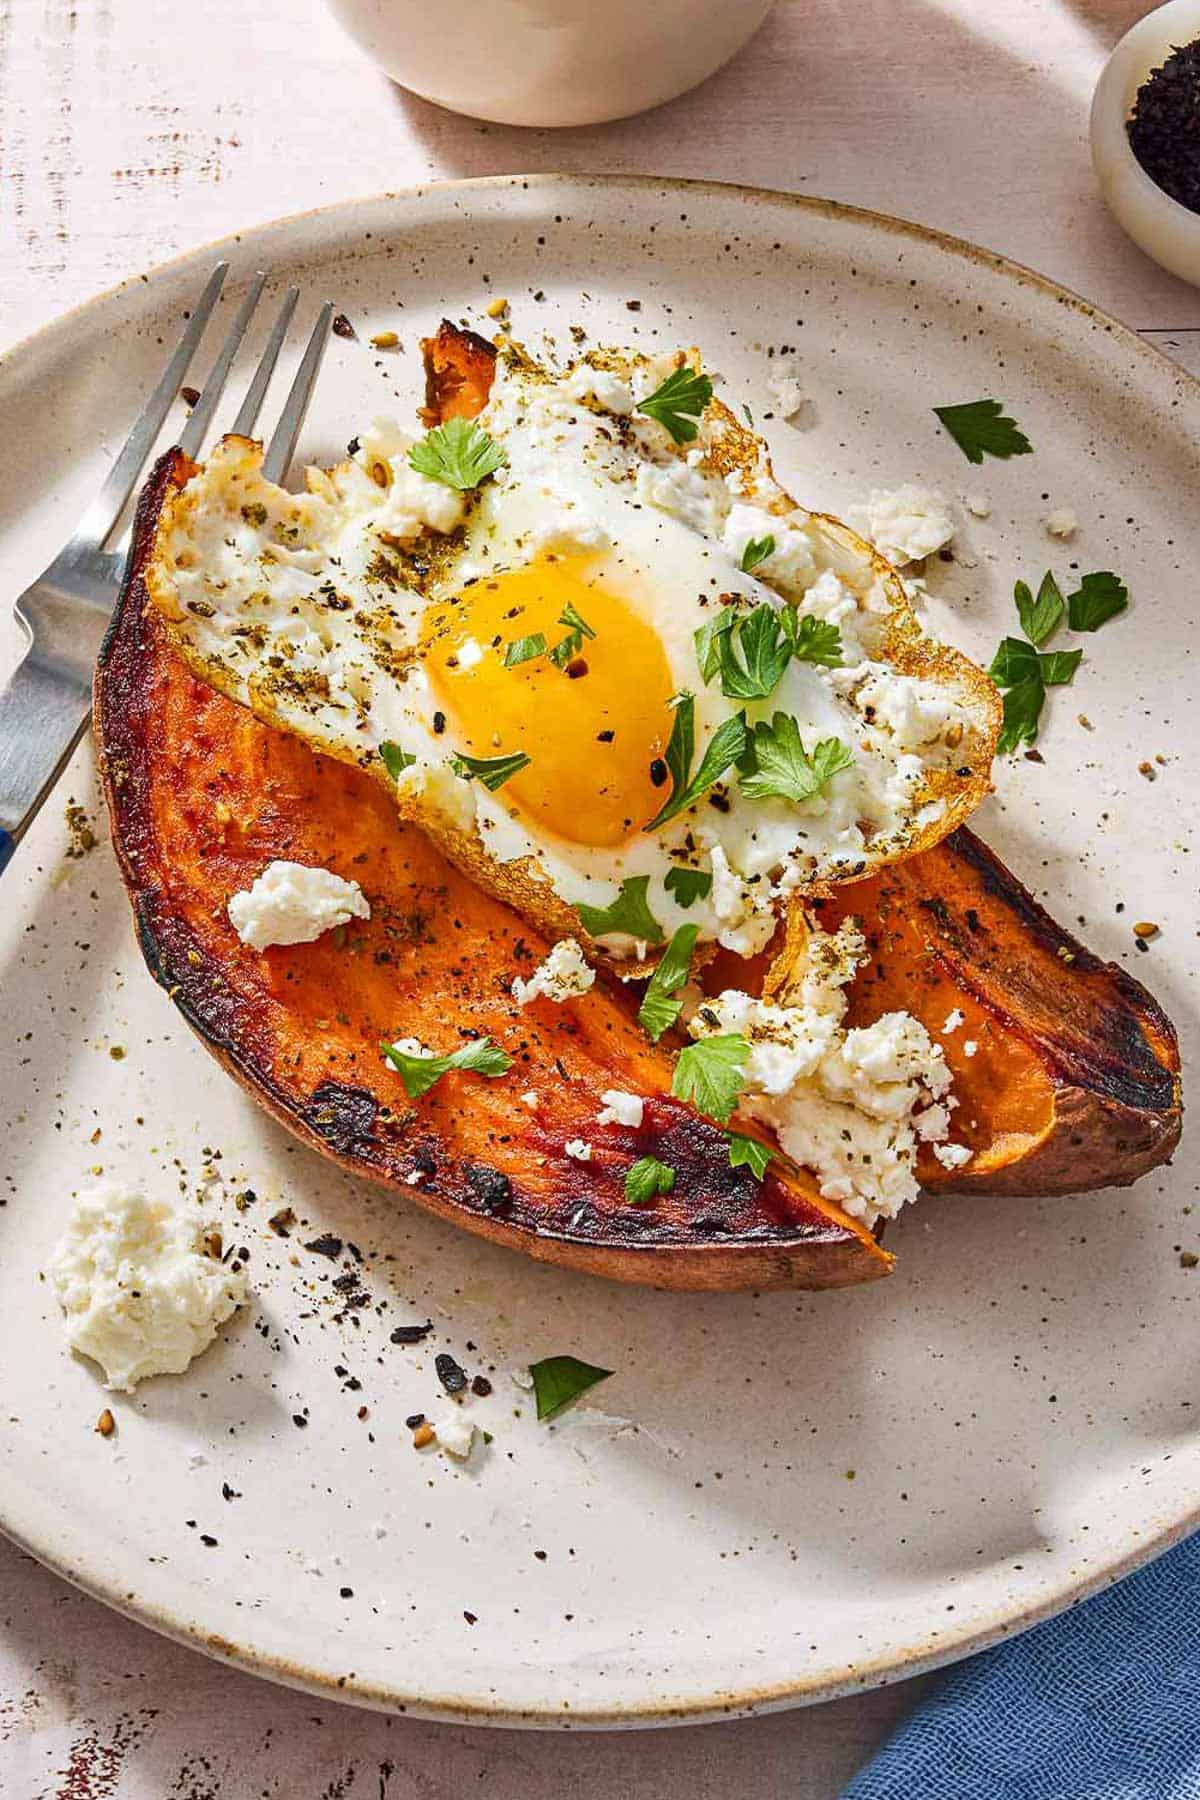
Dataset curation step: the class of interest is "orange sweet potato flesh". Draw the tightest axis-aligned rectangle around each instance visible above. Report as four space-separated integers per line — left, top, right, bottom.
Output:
94 450 887 1292
812 841 1181 1194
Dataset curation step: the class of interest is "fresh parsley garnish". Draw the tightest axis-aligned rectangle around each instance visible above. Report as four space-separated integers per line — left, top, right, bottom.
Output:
504 633 547 668
695 605 842 700
645 695 748 831
547 599 596 669
996 679 1046 756
989 568 1099 754
450 749 531 791
1067 571 1128 632
1015 571 1065 646
408 417 506 491
636 367 713 444
529 1355 613 1421
737 715 855 805
740 534 776 574
1039 647 1084 685
932 399 1033 465
664 867 712 908
671 1034 750 1125
625 1156 676 1207
379 740 417 780
727 1131 773 1180
637 923 699 1043
382 1035 513 1100
575 875 664 944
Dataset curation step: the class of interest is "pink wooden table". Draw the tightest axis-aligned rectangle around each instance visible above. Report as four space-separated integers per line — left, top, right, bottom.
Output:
2 1 1196 1792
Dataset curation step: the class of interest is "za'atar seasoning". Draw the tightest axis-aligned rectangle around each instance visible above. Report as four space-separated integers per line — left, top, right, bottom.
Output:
1127 38 1200 214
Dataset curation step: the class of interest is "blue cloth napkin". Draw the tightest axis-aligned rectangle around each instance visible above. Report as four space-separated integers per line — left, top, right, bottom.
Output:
843 1532 1200 1799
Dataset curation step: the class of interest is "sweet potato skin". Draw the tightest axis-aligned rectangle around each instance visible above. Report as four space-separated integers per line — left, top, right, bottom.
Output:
94 451 888 1292
809 832 1182 1194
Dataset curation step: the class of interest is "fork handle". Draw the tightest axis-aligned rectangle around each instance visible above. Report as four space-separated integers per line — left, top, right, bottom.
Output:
0 646 91 866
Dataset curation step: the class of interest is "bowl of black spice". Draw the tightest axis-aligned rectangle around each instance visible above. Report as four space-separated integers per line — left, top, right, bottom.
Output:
1092 0 1200 285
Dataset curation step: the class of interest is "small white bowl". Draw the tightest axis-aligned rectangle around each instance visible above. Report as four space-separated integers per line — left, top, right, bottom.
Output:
326 0 775 128
1091 0 1200 287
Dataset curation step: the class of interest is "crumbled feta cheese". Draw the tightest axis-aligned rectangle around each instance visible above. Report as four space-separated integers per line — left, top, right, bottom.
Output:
1044 507 1078 539
49 1182 247 1392
964 493 992 518
597 1090 644 1128
512 938 595 1006
766 355 806 419
526 508 610 553
510 1366 535 1390
227 860 370 952
963 1040 978 1058
634 458 726 536
357 418 467 537
456 636 484 670
520 1090 541 1109
943 1009 964 1034
847 485 956 567
933 1142 973 1170
853 671 962 752
689 919 957 1226
565 364 635 415
705 843 778 958
434 1411 477 1459
565 1139 593 1162
722 501 816 592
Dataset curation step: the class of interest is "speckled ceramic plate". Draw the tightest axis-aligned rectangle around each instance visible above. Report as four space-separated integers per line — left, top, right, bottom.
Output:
0 177 1195 1729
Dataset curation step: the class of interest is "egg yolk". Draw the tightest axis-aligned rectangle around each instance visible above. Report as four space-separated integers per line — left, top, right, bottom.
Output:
420 553 675 848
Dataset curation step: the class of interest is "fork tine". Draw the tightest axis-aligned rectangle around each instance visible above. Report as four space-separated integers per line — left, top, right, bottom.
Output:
231 285 300 439
261 302 334 486
178 271 267 460
72 262 229 552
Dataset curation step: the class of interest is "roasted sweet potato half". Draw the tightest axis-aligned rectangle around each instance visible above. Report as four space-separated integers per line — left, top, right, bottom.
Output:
806 836 1182 1194
95 452 889 1293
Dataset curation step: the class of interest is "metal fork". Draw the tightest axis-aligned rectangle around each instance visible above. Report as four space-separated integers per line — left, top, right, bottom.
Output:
0 266 335 874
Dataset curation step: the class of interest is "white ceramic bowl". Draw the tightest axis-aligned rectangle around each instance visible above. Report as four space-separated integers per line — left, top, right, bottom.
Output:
1091 0 1200 287
326 0 775 127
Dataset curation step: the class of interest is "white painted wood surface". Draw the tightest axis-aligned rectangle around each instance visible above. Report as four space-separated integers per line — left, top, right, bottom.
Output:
0 0 1195 1793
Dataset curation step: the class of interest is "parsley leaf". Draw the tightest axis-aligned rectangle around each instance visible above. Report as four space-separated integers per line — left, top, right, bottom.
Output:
664 867 712 908
379 740 417 780
625 1156 676 1207
1015 572 1064 646
996 678 1045 755
450 749 531 791
637 923 699 1043
575 875 665 944
636 366 714 443
382 1035 513 1100
933 399 1033 465
1067 571 1128 632
785 610 844 668
407 417 507 491
645 696 748 831
1039 646 1083 686
529 1355 613 1422
504 633 547 668
694 608 737 684
740 534 776 573
737 714 855 804
988 636 1041 688
727 1131 773 1179
671 1035 750 1126
547 599 597 669
711 604 794 700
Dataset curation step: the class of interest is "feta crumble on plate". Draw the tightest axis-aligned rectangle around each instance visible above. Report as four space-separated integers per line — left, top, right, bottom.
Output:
49 1182 247 1391
847 485 957 567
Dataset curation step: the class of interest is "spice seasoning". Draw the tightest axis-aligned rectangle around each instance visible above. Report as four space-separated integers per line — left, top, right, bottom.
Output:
435 1352 468 1394
1128 40 1200 214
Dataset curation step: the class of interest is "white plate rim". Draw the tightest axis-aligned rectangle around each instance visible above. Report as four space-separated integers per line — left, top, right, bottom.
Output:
1 172 1195 1728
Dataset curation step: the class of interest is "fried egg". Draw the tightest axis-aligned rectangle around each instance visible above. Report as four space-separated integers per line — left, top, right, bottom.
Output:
146 338 998 967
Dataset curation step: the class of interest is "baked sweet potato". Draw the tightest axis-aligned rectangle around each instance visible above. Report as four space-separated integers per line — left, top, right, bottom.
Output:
95 451 889 1292
806 837 1181 1193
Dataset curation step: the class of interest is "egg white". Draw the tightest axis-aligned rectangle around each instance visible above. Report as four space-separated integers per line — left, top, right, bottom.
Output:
146 341 995 966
